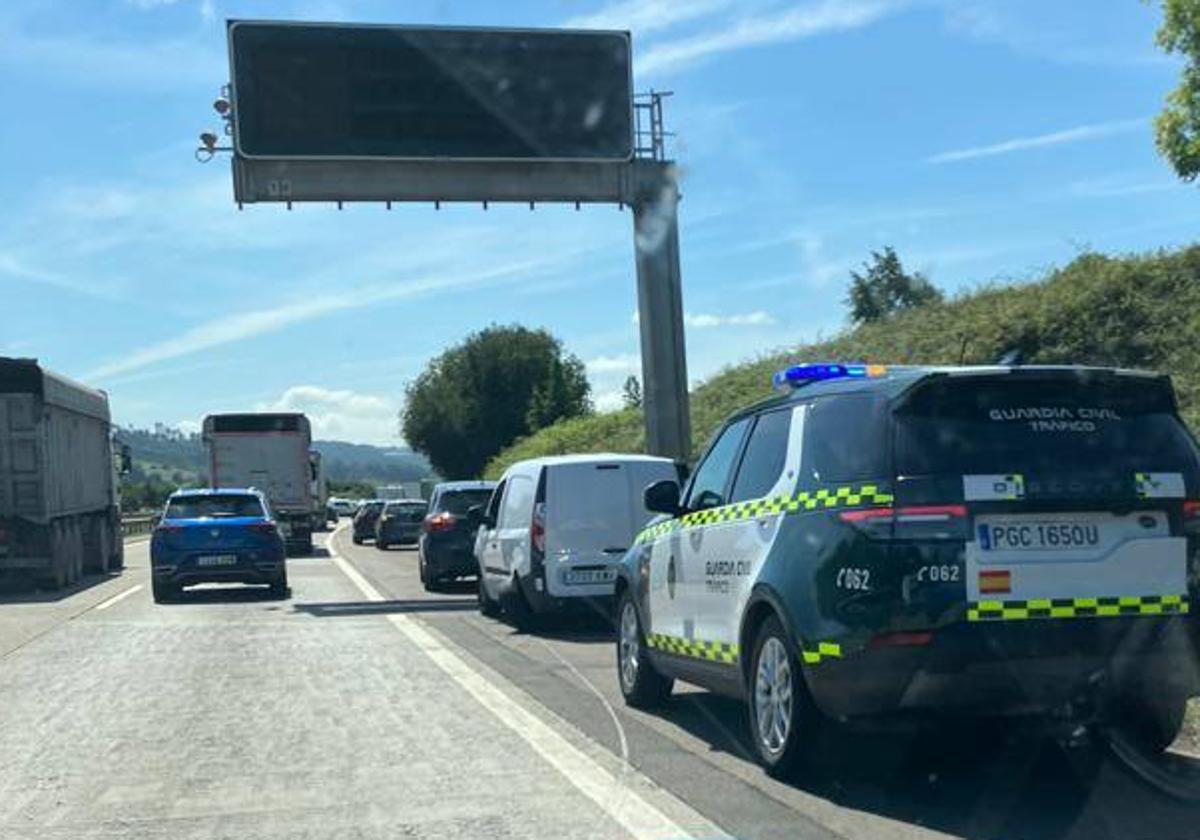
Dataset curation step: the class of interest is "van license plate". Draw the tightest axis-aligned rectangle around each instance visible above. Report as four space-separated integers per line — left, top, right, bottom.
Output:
196 554 238 566
565 569 615 585
979 521 1100 551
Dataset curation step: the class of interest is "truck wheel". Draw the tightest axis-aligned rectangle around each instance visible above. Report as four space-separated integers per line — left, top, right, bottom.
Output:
151 578 179 604
477 575 501 618
616 589 673 708
748 616 821 778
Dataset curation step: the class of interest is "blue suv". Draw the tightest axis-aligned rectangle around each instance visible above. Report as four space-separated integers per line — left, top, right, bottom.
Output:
151 488 288 602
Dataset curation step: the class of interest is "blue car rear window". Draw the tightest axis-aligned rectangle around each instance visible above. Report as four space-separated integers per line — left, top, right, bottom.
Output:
165 495 264 520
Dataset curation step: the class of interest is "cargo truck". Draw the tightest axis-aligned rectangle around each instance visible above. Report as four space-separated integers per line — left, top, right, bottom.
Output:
0 358 128 588
202 412 314 555
309 450 329 532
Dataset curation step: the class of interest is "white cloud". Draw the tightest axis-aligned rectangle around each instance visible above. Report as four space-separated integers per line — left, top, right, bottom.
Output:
638 0 895 75
925 118 1146 164
84 258 544 381
586 353 642 374
685 310 776 328
593 389 627 413
257 386 400 445
565 0 731 34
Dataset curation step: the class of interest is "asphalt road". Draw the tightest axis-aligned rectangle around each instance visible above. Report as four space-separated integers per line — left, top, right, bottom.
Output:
1 524 1198 839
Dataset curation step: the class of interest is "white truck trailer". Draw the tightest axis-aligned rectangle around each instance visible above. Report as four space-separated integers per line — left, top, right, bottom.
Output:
0 358 126 588
202 412 314 555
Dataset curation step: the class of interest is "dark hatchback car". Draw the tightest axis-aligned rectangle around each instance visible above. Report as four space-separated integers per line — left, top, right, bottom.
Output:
376 500 428 549
418 481 496 591
150 488 287 603
352 500 385 544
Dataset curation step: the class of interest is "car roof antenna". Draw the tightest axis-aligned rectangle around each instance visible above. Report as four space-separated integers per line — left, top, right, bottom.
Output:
995 347 1025 366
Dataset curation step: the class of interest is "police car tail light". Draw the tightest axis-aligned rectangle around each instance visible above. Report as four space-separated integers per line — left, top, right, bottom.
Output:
531 502 546 554
1183 500 1200 535
839 504 968 540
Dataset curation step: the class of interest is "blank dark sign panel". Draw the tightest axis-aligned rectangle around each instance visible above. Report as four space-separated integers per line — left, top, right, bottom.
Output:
228 22 634 161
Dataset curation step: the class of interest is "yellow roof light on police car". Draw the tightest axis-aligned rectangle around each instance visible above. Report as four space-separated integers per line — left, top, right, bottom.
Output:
772 362 887 390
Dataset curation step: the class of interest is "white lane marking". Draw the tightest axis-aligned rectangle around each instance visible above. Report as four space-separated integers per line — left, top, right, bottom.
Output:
329 551 703 840
538 636 631 765
93 584 143 611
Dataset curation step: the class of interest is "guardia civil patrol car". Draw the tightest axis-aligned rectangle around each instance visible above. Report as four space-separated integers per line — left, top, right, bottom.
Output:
614 362 1200 775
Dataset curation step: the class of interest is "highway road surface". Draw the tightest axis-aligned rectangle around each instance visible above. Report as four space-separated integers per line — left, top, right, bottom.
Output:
0 524 1197 839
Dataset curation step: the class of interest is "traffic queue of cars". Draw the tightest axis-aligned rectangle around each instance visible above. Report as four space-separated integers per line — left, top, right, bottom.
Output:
148 361 1200 776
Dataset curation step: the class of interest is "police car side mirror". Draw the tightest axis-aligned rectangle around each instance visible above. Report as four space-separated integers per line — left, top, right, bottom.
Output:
644 480 682 516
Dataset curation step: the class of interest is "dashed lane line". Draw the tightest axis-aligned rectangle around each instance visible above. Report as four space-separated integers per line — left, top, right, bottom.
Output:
92 584 143 611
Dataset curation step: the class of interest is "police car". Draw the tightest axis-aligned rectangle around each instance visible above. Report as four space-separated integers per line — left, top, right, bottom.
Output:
614 363 1200 775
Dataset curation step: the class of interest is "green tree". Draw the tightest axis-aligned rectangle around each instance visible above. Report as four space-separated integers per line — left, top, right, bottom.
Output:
401 325 591 478
845 246 943 324
621 375 643 409
1152 0 1200 179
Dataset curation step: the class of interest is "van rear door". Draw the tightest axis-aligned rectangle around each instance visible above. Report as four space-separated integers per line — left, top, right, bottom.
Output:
544 460 672 596
891 370 1199 627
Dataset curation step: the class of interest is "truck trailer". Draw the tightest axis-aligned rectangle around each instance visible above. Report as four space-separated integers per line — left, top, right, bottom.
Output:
0 358 126 588
309 449 329 533
202 412 314 555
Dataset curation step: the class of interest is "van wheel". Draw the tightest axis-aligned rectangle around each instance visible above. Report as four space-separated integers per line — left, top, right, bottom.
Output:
617 589 673 708
505 577 536 631
478 575 501 617
749 616 820 778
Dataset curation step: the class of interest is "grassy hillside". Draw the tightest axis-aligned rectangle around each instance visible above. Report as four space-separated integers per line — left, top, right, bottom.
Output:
486 246 1200 477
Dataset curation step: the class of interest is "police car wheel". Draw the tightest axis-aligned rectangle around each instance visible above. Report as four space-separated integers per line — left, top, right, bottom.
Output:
616 590 672 707
1115 690 1189 755
749 617 816 776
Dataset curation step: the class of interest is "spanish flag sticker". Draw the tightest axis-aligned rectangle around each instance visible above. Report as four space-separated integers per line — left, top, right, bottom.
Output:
979 570 1011 595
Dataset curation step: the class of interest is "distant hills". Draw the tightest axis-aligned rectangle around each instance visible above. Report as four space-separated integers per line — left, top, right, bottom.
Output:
118 424 435 485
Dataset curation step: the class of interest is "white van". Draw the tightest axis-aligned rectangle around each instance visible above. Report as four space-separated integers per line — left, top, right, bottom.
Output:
474 454 679 624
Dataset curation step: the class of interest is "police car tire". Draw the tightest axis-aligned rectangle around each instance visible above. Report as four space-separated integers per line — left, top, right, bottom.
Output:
616 590 673 708
1117 690 1188 755
748 617 819 777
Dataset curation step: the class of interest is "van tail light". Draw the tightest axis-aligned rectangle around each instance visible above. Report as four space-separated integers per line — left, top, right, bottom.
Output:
531 502 546 555
839 505 969 541
425 512 456 533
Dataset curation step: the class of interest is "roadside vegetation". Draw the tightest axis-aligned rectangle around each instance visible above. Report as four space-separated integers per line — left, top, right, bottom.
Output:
486 245 1200 477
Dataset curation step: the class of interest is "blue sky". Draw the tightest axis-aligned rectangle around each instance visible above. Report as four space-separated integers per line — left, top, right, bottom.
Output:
2 0 1196 444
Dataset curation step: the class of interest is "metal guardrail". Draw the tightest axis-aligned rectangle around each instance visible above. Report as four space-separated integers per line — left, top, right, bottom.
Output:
121 514 159 538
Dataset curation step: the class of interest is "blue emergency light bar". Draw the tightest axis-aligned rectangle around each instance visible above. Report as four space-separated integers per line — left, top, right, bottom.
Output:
772 362 886 390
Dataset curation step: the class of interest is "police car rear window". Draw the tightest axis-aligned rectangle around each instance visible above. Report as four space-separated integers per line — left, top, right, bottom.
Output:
894 374 1200 476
